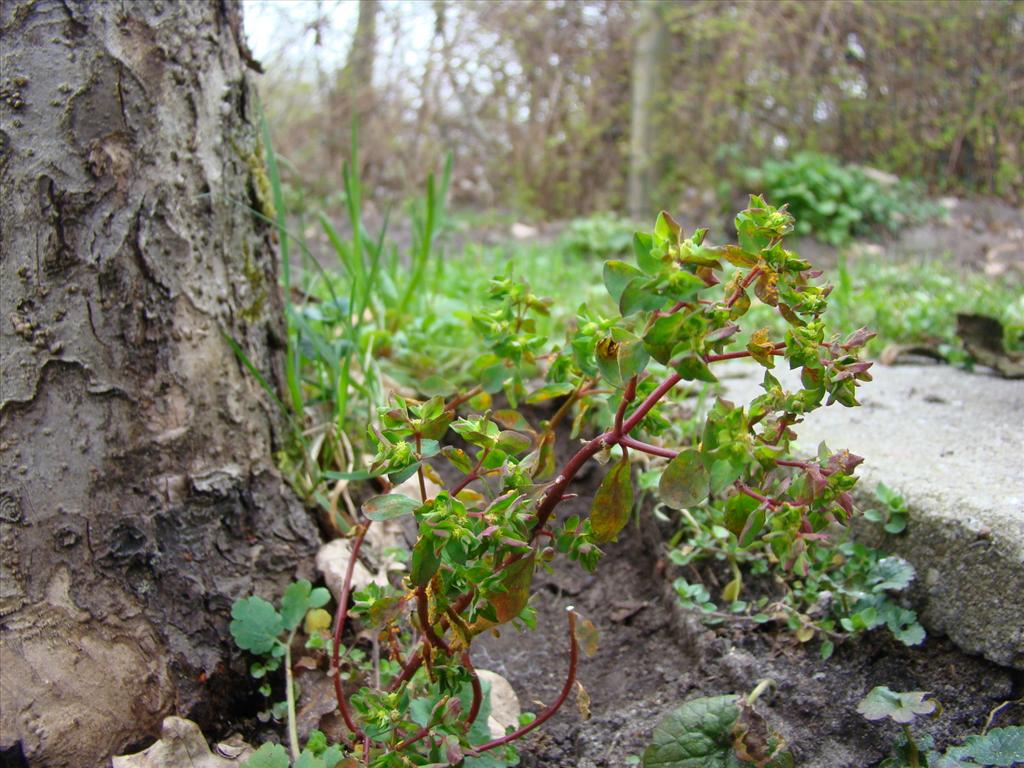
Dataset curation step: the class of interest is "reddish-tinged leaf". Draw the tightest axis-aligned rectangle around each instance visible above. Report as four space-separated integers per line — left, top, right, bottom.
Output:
746 327 777 368
575 617 600 657
659 449 709 509
755 270 779 306
591 458 633 543
488 553 535 623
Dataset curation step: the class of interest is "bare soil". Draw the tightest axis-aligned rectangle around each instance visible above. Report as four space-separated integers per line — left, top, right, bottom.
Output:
472 461 1024 768
438 399 1021 767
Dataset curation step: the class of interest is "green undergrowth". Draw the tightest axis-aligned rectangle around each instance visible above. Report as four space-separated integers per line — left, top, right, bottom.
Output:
743 152 940 246
729 254 1023 364
655 482 925 659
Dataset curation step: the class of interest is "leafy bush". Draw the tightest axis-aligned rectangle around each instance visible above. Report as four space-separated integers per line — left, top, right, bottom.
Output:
745 153 937 245
664 488 924 659
559 213 637 259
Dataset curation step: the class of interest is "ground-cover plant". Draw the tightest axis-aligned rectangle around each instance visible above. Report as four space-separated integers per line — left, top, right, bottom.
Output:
233 197 877 765
661 482 924 658
641 681 793 767
858 687 1024 768
744 152 938 246
558 212 637 259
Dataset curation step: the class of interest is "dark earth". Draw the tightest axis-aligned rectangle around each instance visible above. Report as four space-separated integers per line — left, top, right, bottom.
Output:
455 387 1024 768
472 463 1024 768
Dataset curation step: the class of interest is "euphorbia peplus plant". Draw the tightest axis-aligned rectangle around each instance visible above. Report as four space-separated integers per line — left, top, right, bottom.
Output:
234 197 875 767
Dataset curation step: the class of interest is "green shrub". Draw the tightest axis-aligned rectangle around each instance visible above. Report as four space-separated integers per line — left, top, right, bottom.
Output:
745 152 937 246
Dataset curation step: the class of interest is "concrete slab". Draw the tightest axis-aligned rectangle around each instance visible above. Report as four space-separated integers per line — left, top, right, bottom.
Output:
716 361 1024 668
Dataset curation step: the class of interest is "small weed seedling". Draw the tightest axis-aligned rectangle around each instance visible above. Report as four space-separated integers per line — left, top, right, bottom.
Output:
858 687 1024 768
234 198 878 766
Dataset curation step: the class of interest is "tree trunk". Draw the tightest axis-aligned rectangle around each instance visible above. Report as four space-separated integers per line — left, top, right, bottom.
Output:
627 0 666 219
347 0 379 93
0 2 320 766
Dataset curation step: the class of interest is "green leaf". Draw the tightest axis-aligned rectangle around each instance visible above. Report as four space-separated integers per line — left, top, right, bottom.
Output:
242 742 290 768
231 597 284 655
321 745 345 768
714 244 758 268
281 580 331 632
673 352 717 383
644 314 687 365
363 493 421 521
660 450 710 509
655 210 682 240
634 232 661 273
869 556 915 593
294 749 327 768
856 687 936 724
410 534 441 587
604 260 644 304
722 492 758 536
596 332 649 386
620 278 666 316
641 694 742 767
591 458 634 543
527 381 576 403
939 726 1024 767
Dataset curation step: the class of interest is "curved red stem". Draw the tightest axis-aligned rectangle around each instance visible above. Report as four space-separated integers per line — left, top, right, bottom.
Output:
469 609 579 754
331 523 371 741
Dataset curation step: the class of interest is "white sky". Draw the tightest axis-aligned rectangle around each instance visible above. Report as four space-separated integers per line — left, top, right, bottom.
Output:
244 0 435 74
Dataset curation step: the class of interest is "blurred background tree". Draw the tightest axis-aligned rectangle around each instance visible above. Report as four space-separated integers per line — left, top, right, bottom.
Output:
247 0 1023 218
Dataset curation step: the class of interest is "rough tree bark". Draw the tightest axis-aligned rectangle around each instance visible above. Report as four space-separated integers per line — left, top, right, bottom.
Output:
0 2 320 766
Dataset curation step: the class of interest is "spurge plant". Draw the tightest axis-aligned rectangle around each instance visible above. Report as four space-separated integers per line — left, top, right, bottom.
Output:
232 197 876 766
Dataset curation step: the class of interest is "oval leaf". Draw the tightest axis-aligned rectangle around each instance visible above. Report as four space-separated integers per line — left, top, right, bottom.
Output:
363 493 421 521
591 458 634 543
604 260 644 304
487 553 536 623
410 535 441 587
660 449 710 509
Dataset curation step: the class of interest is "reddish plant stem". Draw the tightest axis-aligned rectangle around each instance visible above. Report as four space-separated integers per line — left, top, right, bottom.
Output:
445 385 483 413
613 376 638 438
386 592 474 693
416 586 451 656
450 446 492 497
622 371 683 433
619 435 679 459
736 481 780 508
415 435 428 501
470 609 579 755
776 458 813 470
386 645 424 693
768 415 794 446
387 627 405 667
726 266 762 308
704 342 786 363
394 725 431 752
531 370 685 539
461 651 483 729
331 523 371 741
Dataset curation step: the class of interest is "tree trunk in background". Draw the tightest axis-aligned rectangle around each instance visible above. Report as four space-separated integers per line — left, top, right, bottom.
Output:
628 1 666 219
347 0 380 94
327 0 379 181
0 2 320 766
